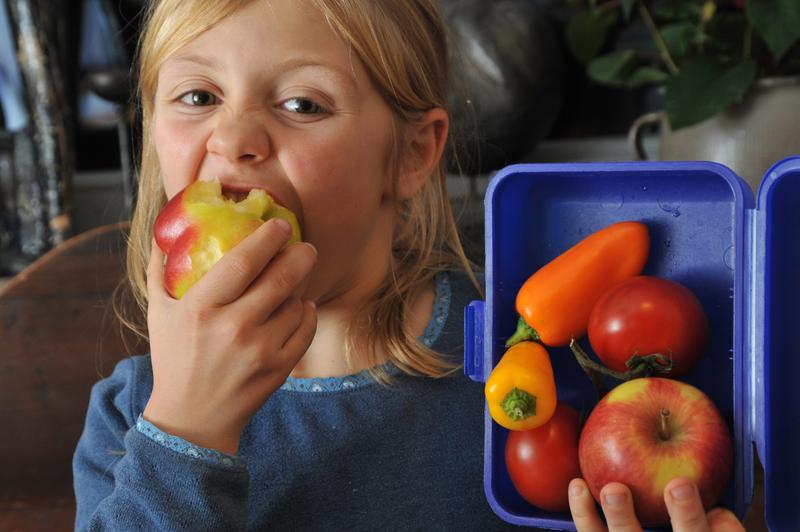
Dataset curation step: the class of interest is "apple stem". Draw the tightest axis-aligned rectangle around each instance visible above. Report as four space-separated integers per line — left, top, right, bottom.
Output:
659 408 671 440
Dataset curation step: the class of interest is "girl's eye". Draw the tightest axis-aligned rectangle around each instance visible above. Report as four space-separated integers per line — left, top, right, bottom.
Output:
281 97 328 114
178 90 218 106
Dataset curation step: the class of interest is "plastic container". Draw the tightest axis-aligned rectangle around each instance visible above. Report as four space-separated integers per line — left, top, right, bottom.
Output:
464 158 800 531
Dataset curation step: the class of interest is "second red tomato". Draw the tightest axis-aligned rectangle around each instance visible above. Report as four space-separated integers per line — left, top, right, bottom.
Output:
505 402 581 513
587 275 708 377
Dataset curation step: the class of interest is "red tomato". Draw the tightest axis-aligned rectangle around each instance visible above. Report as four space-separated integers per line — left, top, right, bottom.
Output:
587 275 708 377
505 402 581 513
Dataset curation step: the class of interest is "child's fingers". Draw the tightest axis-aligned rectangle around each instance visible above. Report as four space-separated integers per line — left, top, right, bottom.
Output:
258 296 306 350
706 508 745 532
598 483 643 532
663 478 710 532
238 242 317 323
190 218 292 307
278 299 317 363
568 478 606 532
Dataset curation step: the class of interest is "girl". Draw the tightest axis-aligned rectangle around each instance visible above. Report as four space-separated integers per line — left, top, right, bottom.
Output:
73 0 743 530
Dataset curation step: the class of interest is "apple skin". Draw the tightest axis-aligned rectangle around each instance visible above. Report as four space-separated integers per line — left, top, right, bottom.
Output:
154 179 301 299
578 377 733 527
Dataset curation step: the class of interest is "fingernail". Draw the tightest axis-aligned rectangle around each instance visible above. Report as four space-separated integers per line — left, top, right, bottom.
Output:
273 218 291 234
669 483 695 501
569 482 585 497
603 492 626 507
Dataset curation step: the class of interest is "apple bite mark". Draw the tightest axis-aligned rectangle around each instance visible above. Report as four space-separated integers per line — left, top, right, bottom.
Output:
153 178 302 298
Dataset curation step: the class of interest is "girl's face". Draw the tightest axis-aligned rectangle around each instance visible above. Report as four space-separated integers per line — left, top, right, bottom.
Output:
153 0 399 302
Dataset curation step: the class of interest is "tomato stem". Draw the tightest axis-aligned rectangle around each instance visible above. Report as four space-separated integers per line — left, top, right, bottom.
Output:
569 339 611 398
505 316 540 347
659 408 671 440
569 340 674 397
626 352 674 374
501 387 537 421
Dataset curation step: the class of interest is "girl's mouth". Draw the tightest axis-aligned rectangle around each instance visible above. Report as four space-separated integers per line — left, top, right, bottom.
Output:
221 189 252 202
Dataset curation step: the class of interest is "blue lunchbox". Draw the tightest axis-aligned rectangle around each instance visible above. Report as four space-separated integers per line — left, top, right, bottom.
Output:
464 158 800 530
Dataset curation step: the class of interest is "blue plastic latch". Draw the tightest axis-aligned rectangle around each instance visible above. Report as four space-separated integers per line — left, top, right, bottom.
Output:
464 300 485 382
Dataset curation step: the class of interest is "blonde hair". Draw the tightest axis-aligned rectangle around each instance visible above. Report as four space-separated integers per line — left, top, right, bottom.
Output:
121 0 481 381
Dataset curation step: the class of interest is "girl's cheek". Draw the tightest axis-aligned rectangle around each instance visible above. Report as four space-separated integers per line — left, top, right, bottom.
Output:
154 117 204 197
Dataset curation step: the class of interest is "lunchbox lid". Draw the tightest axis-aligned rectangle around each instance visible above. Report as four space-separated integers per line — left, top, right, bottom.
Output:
748 155 800 531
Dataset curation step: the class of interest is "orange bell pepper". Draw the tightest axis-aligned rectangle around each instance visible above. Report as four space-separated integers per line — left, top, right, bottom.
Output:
507 221 649 348
485 341 557 430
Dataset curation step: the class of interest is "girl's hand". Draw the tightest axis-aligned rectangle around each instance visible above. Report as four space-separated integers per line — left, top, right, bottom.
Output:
143 218 318 455
568 477 745 532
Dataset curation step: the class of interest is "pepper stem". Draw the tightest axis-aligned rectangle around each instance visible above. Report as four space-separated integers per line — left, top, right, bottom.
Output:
659 408 671 440
501 387 537 421
505 316 540 347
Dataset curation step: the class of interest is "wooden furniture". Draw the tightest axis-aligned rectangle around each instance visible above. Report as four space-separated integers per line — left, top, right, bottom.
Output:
0 222 147 531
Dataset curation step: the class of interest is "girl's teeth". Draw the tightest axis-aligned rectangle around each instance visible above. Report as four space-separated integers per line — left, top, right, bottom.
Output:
223 190 249 202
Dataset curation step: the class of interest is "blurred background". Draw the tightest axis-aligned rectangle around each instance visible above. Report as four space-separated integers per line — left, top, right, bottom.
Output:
3 0 797 275
0 0 673 277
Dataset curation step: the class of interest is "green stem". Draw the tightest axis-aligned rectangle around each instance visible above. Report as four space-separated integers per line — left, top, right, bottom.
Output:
569 339 611 399
569 340 675 398
638 0 679 75
505 316 540 347
501 387 537 421
743 24 753 62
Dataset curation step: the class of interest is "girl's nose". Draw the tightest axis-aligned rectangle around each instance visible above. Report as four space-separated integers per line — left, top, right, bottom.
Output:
206 114 271 163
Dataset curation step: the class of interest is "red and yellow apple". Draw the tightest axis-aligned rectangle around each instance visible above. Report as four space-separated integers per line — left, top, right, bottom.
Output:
154 179 301 299
578 377 733 527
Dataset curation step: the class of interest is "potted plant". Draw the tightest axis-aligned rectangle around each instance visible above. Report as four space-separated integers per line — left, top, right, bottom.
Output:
565 0 800 129
564 0 800 189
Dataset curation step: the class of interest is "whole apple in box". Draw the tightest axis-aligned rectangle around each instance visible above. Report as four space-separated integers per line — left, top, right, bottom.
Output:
578 378 733 527
154 179 301 299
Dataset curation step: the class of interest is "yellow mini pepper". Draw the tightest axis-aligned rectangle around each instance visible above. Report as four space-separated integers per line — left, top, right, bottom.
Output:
485 341 557 430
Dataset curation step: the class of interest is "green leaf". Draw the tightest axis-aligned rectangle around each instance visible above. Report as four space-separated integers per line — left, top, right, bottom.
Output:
587 50 638 86
747 0 800 60
621 0 636 20
660 22 705 59
566 8 619 63
665 57 757 130
704 11 749 57
627 66 670 87
652 0 703 23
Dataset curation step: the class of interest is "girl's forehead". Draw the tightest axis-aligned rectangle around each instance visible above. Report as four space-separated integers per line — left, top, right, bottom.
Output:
169 0 351 67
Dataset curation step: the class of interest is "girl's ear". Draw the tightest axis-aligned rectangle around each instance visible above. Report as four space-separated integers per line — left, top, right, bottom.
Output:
393 107 449 200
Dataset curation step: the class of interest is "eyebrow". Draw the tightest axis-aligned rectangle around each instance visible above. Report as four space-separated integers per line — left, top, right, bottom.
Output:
167 53 221 70
272 56 359 91
166 53 358 91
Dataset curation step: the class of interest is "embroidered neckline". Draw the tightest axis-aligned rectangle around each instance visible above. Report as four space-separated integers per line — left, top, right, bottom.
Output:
279 272 452 393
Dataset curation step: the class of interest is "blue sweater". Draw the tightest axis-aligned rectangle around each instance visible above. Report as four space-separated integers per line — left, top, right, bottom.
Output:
73 272 526 531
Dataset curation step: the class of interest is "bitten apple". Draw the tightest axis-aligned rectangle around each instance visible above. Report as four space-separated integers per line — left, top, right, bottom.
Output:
578 377 733 527
154 179 301 299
